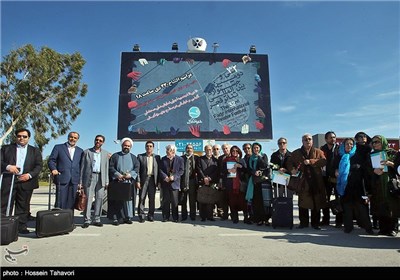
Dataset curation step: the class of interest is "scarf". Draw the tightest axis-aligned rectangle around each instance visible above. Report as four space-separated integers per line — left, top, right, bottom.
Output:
245 154 259 201
336 142 356 196
225 156 241 194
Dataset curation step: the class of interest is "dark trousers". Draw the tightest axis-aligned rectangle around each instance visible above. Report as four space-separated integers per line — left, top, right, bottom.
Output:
180 179 198 219
299 207 320 227
162 186 179 221
56 182 78 210
138 176 156 218
343 200 372 231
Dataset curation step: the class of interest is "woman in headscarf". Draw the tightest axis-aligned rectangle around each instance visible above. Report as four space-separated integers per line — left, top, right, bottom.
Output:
221 146 247 223
246 142 270 226
334 138 373 235
369 135 399 236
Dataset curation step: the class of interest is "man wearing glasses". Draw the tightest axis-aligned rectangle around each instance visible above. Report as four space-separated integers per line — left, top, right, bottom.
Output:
48 131 83 210
80 135 110 228
1 128 43 234
270 137 292 198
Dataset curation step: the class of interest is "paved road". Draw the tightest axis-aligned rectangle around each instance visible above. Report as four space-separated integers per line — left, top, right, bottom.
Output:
1 187 399 268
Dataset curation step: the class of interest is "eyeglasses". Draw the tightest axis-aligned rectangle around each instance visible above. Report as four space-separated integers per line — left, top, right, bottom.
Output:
278 142 286 145
95 139 103 142
17 135 28 139
372 140 381 145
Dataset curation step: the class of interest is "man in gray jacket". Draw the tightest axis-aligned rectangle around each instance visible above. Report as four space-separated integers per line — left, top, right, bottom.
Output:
80 135 110 228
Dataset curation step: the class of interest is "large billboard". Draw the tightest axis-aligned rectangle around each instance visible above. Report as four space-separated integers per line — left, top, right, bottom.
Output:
118 51 272 141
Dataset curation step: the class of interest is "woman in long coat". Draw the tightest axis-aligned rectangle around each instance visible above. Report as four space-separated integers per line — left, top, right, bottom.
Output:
287 133 327 229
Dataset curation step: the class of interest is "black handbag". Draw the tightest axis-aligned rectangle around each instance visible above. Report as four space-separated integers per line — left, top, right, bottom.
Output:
388 176 400 198
329 197 343 215
108 181 132 201
287 175 304 193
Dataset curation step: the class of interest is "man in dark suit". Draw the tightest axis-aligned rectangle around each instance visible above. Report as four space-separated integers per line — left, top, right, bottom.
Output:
159 144 184 222
1 128 43 234
136 141 161 222
48 131 83 210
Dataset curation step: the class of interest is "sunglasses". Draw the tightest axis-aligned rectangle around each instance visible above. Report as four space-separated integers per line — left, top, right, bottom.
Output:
95 139 103 142
17 135 28 139
278 142 286 145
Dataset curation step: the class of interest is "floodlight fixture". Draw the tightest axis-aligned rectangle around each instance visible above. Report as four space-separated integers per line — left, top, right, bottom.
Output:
212 42 219 53
172 42 179 51
132 44 140 52
249 45 257 54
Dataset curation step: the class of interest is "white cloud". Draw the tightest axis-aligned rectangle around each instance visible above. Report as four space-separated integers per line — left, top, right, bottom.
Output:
278 105 296 112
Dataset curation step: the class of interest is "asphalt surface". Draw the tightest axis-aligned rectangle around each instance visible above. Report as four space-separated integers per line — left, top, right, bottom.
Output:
1 186 399 269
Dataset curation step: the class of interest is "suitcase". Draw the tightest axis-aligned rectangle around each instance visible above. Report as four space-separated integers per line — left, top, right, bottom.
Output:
1 173 19 245
261 181 273 218
35 175 74 238
272 182 293 229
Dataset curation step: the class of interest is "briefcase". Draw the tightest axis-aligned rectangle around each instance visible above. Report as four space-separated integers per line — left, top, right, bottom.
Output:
35 175 75 238
36 208 74 238
107 181 132 201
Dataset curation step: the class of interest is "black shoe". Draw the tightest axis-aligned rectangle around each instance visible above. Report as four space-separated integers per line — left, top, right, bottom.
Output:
201 218 206 222
81 223 90 228
147 216 154 222
365 229 374 235
344 228 352 233
181 217 187 221
139 218 145 223
233 219 239 224
190 217 196 221
124 219 133 224
335 224 342 228
312 226 321 230
18 228 30 234
172 219 179 223
208 218 216 222
112 220 119 226
162 218 168 222
92 222 103 227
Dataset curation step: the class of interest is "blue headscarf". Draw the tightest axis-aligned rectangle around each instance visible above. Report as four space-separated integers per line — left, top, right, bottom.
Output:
336 139 356 196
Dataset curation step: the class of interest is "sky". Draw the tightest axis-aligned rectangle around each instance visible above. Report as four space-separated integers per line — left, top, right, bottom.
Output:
1 0 399 158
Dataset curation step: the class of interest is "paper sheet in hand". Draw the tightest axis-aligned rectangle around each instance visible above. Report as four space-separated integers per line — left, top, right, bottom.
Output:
226 161 237 178
272 171 290 186
370 151 387 172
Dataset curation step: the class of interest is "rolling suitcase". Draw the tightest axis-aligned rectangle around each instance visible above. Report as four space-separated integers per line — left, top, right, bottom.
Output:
272 182 293 229
35 175 74 238
261 181 273 218
1 173 19 245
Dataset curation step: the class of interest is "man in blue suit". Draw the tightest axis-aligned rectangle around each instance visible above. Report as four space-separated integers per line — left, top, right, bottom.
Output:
48 132 83 209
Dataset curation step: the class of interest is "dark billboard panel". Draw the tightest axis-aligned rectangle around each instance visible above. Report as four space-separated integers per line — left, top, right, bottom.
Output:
118 52 272 141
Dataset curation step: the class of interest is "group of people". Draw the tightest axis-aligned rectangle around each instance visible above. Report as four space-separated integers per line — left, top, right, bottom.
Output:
1 128 399 237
